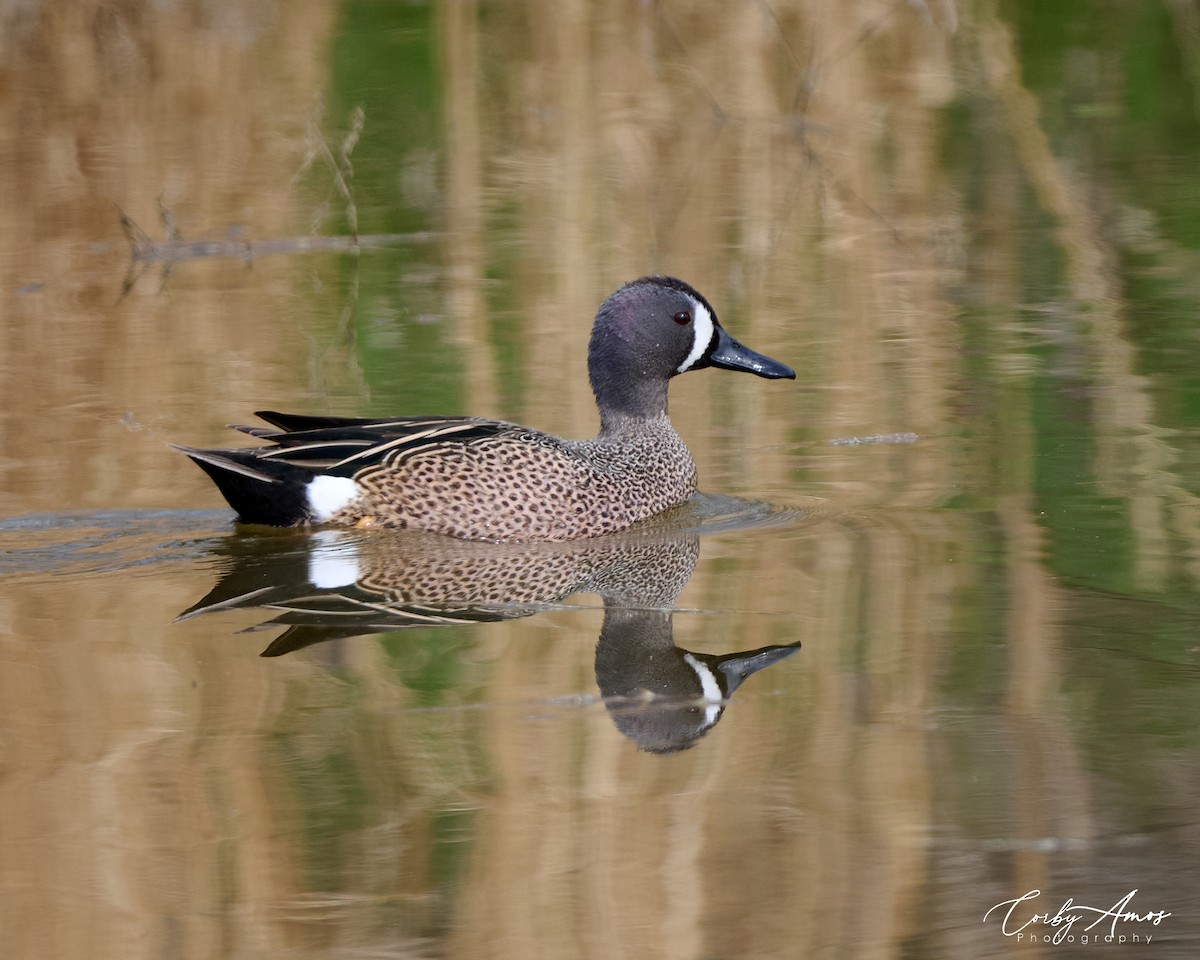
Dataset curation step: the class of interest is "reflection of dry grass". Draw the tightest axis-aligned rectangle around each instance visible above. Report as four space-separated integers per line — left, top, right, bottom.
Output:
0 2 342 957
0 0 343 516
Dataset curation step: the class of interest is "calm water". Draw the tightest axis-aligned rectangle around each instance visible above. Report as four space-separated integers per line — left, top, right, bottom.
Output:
3 1 1200 957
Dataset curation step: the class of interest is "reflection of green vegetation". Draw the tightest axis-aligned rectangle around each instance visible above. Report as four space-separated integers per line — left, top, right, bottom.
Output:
940 2 1200 827
272 705 369 893
381 626 487 939
1031 364 1134 592
976 3 1200 582
1011 1 1200 584
270 686 483 934
429 806 475 932
381 627 476 707
328 3 438 236
1105 3 1200 443
272 6 486 907
324 1 461 415
269 638 485 909
484 201 529 418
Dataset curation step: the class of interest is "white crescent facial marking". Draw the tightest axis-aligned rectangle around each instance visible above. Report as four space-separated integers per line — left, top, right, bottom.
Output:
307 529 361 588
676 298 715 373
682 652 724 727
306 475 361 522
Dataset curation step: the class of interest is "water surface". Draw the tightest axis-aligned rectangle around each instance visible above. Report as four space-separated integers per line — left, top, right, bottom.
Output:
2 1 1199 957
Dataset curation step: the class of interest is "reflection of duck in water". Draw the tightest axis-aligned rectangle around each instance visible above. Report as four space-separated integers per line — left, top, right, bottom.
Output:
595 606 798 754
182 504 801 753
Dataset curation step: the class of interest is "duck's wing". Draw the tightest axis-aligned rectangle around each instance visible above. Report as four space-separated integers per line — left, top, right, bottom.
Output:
239 411 532 476
252 410 451 433
176 412 558 526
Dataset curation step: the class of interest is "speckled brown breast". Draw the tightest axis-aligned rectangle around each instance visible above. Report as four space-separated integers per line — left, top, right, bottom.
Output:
330 417 698 542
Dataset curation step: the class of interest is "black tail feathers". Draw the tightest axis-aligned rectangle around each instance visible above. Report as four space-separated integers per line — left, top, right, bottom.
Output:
173 445 313 526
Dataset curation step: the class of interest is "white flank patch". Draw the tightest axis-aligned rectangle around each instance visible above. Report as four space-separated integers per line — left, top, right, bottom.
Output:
682 652 724 727
676 298 715 373
307 529 361 589
306 475 361 522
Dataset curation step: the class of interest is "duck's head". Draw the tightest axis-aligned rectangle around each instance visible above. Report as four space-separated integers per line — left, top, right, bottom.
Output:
588 275 795 422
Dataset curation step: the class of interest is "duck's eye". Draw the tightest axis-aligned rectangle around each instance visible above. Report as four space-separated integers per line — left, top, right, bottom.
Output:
673 310 692 325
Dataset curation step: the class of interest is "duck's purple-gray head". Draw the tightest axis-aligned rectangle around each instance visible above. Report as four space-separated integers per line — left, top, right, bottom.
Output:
587 276 794 423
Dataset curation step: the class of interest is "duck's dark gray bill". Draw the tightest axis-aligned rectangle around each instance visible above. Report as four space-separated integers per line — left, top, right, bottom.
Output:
705 326 796 379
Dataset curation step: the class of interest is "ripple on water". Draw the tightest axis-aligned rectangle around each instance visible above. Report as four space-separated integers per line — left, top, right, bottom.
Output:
0 494 824 581
0 509 232 579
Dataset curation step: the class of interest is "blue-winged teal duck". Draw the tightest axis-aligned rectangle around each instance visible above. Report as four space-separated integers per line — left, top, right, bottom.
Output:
176 275 794 541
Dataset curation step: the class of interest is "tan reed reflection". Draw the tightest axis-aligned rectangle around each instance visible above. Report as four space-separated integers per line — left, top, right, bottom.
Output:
0 1 342 516
0 3 345 958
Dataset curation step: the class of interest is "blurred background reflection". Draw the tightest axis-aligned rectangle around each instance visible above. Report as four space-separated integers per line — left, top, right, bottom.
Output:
1 1 1198 957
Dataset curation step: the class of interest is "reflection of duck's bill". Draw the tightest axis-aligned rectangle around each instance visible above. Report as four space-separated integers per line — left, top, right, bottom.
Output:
712 642 803 695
